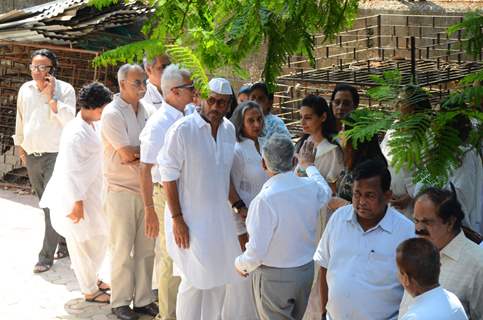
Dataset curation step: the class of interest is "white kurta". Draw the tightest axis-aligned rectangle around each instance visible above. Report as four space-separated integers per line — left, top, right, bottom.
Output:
40 115 107 243
230 138 269 235
159 112 242 290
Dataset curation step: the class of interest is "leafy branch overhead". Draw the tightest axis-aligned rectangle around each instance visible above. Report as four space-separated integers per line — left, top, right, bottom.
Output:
90 0 358 91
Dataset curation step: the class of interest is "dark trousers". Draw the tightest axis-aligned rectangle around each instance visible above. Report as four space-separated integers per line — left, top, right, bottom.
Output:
25 153 66 265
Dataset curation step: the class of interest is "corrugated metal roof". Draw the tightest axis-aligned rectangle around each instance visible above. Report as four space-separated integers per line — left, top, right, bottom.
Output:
0 0 150 44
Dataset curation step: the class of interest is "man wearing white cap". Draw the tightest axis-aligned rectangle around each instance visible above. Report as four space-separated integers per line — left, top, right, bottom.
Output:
158 78 242 319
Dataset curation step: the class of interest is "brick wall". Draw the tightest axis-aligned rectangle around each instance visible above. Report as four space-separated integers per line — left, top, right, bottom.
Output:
0 0 50 14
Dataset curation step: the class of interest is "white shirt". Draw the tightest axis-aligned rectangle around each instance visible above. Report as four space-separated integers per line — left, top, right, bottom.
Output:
141 81 163 117
159 112 242 290
230 138 269 235
39 115 107 243
13 79 76 154
235 166 331 273
399 232 483 319
314 205 415 320
139 101 184 183
400 287 467 320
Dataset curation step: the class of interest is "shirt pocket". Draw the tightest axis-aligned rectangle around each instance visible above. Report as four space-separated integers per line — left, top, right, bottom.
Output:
363 251 396 286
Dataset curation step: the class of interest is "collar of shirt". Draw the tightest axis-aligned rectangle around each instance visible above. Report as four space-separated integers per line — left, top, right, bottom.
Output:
412 286 442 304
161 100 184 118
145 81 164 105
262 170 296 191
440 231 465 262
113 93 144 111
344 205 396 234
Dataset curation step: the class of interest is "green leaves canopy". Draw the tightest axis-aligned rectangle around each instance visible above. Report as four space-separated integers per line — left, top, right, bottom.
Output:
90 0 358 93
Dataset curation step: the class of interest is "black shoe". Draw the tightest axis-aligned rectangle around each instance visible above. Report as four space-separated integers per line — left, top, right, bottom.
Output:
112 306 140 320
133 302 159 316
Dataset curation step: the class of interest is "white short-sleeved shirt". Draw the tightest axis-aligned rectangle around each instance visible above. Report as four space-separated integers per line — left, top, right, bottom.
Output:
159 112 241 289
314 205 415 320
139 101 183 183
235 166 331 273
140 81 163 117
400 287 467 320
230 138 269 235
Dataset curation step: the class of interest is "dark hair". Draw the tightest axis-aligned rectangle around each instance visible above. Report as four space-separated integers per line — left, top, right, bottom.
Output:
295 94 338 152
441 99 472 143
353 159 391 192
78 82 113 110
400 84 431 113
238 84 251 96
31 49 58 74
397 237 440 288
415 186 465 233
226 86 238 119
229 101 264 142
330 83 360 108
249 82 274 101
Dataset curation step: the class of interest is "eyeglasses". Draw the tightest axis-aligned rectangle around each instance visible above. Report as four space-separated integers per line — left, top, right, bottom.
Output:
29 64 52 72
123 79 147 89
173 83 195 91
161 62 171 69
207 96 230 107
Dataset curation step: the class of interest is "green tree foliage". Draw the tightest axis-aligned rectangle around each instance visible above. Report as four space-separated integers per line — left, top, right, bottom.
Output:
343 10 483 187
89 0 358 93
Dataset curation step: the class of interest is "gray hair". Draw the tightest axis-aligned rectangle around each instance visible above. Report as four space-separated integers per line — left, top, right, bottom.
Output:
117 63 144 85
262 134 295 174
229 101 264 142
161 64 191 97
142 54 169 69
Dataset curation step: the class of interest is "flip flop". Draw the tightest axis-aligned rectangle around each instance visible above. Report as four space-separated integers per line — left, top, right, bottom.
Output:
54 249 69 260
97 280 110 292
85 291 110 304
33 262 52 273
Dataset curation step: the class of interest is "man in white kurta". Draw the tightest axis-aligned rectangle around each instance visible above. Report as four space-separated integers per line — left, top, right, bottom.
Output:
40 82 112 302
159 78 242 320
139 64 194 319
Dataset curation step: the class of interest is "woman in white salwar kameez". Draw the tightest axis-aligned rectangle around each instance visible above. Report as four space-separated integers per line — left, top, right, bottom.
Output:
295 95 343 320
40 82 113 303
226 101 269 320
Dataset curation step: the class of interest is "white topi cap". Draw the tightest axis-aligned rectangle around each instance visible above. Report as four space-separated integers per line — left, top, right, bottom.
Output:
208 78 232 95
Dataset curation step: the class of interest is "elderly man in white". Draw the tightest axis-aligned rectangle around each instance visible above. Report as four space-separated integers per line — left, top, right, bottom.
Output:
396 237 467 320
314 159 415 320
159 77 241 319
139 64 194 319
235 135 332 320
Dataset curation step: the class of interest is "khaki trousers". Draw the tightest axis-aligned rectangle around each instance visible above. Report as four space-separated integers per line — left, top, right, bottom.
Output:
106 190 155 308
154 183 181 319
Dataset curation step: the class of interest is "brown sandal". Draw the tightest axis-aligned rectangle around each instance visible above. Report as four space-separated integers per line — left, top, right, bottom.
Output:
97 280 110 292
85 291 110 304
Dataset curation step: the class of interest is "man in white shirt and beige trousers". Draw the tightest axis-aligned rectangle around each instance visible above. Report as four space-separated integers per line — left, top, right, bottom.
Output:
14 49 76 273
139 64 195 319
101 64 158 320
159 77 242 320
235 136 332 320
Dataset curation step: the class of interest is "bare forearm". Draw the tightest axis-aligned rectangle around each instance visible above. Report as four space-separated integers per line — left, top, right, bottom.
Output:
118 146 140 163
163 180 182 218
229 180 241 205
139 162 154 207
319 267 328 314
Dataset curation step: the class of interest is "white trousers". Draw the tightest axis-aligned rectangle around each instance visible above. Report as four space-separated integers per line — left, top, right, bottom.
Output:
66 234 108 294
177 278 228 320
224 275 259 320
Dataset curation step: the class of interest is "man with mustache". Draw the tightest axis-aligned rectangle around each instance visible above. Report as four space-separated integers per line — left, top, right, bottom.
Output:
398 187 483 320
314 159 415 320
158 78 242 319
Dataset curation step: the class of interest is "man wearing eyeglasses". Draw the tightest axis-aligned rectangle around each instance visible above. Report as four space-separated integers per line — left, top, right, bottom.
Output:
159 78 242 319
141 54 171 117
13 49 76 274
101 64 158 320
139 64 194 319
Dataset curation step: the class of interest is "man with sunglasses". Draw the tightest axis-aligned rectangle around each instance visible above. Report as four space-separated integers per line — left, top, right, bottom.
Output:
159 78 242 319
141 54 171 117
101 64 158 320
139 64 194 319
14 48 76 274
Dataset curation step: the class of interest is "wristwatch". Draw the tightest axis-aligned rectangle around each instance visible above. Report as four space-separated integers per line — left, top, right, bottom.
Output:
232 199 247 214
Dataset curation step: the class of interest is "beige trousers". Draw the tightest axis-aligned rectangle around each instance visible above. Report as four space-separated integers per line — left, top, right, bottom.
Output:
154 183 181 319
106 189 155 308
